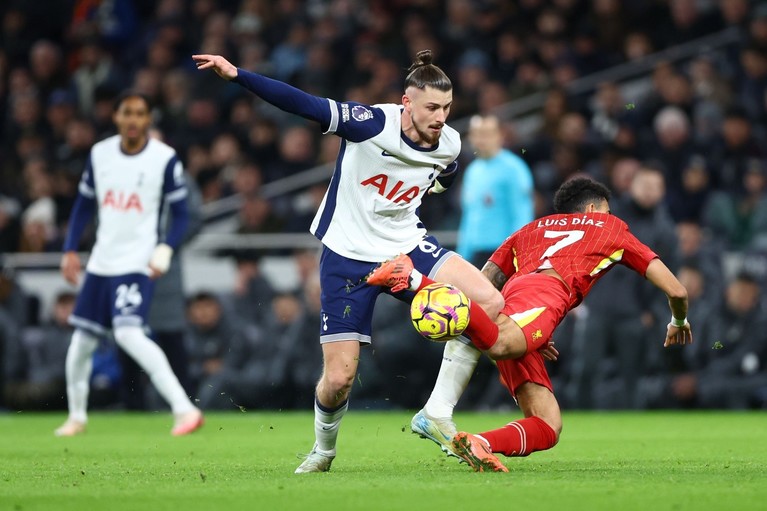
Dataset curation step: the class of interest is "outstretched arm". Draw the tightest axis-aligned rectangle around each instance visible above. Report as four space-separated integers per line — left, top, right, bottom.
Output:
644 258 693 347
192 54 238 80
193 53 330 126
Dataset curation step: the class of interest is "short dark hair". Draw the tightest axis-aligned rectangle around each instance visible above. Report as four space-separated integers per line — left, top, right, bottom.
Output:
113 90 152 112
553 177 611 213
404 50 452 92
189 291 219 303
733 270 760 286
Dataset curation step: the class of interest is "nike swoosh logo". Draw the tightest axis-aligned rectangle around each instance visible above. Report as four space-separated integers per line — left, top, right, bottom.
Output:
381 150 397 157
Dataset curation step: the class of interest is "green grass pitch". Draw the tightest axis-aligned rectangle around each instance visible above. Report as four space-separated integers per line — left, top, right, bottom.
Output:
1 411 765 511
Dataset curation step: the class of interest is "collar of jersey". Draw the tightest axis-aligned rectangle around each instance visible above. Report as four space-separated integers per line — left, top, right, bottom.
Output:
400 131 440 152
119 138 150 156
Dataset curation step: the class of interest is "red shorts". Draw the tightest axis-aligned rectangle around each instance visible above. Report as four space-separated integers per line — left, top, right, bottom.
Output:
500 273 570 353
497 351 552 397
496 273 571 396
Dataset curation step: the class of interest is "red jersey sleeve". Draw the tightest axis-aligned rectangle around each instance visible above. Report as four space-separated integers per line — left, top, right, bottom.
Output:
489 233 518 278
615 221 658 275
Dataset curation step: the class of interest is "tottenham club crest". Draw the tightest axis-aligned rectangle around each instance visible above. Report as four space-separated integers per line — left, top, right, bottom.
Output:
351 105 373 122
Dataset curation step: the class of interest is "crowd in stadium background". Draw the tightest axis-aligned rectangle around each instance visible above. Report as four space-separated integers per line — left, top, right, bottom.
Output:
1 0 766 413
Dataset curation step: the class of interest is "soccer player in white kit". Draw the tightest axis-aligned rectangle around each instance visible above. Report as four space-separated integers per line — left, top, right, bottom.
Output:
194 50 504 472
55 91 204 437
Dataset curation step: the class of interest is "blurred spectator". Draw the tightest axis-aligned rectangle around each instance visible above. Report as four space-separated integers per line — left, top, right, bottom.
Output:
186 291 254 409
68 0 138 50
187 290 289 410
707 106 765 194
668 272 767 409
285 183 327 233
226 161 264 198
623 30 655 61
237 194 284 235
264 125 316 182
456 115 534 268
3 291 72 410
225 249 276 328
260 291 315 408
46 90 77 149
0 269 33 326
588 154 636 200
666 154 712 222
19 197 57 253
476 80 510 116
29 39 67 102
737 45 767 124
637 261 717 409
656 0 723 47
0 195 22 253
688 55 732 112
452 49 492 118
366 293 438 409
644 106 696 197
589 81 631 147
71 38 124 114
269 19 309 82
703 158 767 250
157 69 192 137
718 0 750 30
675 220 725 298
56 117 96 177
286 271 323 405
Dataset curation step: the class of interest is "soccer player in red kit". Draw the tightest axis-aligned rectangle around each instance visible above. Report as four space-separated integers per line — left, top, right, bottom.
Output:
368 177 693 472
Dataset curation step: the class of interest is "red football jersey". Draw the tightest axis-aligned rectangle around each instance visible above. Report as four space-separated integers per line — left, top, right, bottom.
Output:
488 212 658 309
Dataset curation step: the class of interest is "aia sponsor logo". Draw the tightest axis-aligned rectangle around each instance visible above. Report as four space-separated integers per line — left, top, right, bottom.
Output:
102 190 143 212
360 174 420 203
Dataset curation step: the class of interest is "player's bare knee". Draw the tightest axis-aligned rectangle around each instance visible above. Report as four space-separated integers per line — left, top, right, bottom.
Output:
320 367 355 396
486 291 505 318
474 288 504 318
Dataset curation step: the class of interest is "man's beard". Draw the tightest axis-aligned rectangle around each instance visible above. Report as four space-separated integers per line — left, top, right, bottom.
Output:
412 115 441 145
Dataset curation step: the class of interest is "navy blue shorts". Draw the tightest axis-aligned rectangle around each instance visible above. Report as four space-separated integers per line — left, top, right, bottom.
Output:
319 235 454 344
69 272 155 336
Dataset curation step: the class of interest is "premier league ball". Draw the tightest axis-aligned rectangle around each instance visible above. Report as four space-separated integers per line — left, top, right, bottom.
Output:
410 283 470 341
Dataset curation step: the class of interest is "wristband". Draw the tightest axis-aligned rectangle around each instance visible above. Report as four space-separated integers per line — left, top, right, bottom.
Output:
149 243 174 274
429 180 447 194
670 316 687 327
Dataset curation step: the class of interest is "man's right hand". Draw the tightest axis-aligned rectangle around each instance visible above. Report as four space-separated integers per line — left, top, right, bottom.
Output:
664 321 693 347
61 251 81 285
192 54 238 80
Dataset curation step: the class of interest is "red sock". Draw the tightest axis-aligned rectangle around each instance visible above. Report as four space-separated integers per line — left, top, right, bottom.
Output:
415 274 499 350
465 300 499 350
478 416 557 457
413 274 435 292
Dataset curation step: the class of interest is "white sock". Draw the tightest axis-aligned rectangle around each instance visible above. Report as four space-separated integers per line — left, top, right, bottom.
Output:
314 397 348 454
423 339 480 419
113 326 195 415
65 329 99 423
409 269 423 291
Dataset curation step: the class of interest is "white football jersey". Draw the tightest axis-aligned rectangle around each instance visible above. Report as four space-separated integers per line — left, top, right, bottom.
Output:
78 135 187 275
310 102 461 261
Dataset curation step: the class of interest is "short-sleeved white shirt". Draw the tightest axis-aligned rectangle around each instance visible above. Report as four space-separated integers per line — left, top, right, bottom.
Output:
79 135 187 275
